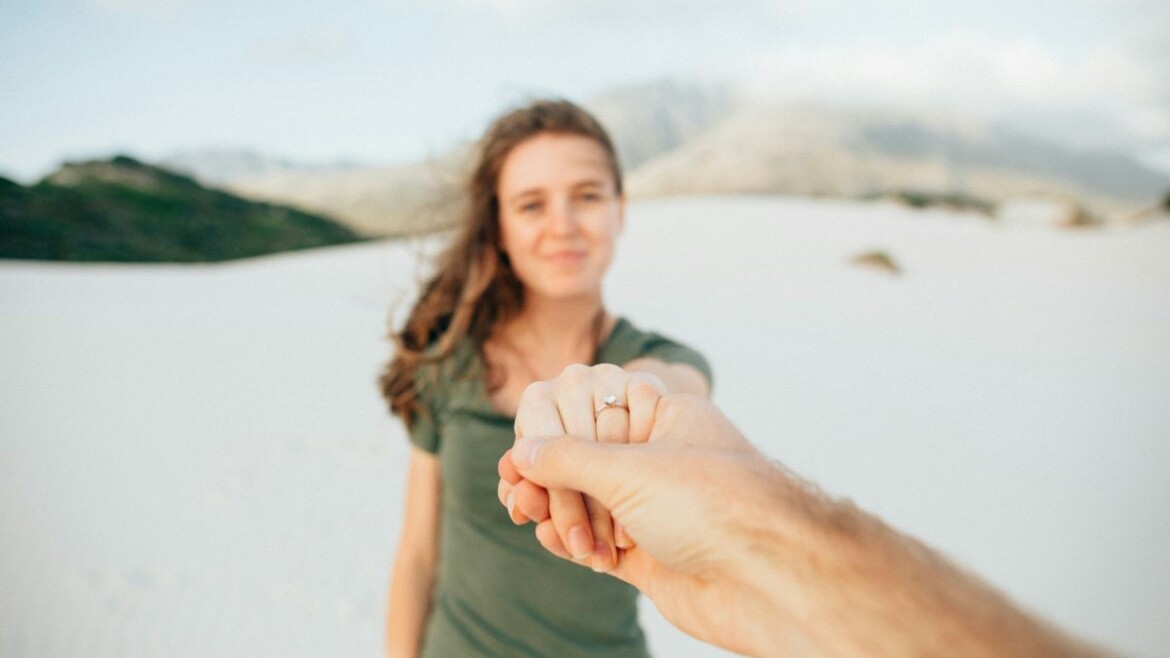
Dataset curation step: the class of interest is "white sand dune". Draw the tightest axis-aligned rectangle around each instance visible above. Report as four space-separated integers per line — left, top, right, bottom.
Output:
1 196 1168 657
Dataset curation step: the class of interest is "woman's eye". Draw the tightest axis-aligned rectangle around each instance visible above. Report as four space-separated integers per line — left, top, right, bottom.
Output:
519 202 542 214
577 192 601 203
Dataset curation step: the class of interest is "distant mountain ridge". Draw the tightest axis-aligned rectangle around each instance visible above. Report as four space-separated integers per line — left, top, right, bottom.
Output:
100 83 1170 237
0 156 365 262
221 149 470 238
626 103 1169 212
586 80 740 170
204 81 744 236
161 148 365 185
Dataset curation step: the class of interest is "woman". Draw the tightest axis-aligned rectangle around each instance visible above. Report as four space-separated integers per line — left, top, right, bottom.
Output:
381 99 712 658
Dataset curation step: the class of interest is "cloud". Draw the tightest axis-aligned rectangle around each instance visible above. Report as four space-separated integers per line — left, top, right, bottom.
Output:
742 33 1169 144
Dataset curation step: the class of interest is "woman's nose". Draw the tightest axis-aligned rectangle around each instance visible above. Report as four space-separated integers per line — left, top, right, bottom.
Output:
546 199 579 235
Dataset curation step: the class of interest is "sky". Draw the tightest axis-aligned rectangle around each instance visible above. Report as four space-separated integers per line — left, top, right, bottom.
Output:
1 0 1168 182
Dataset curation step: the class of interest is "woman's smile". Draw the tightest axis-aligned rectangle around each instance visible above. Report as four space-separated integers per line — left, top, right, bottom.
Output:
544 249 587 265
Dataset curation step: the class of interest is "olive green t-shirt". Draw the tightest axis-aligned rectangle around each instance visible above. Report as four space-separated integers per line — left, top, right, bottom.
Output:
408 318 712 658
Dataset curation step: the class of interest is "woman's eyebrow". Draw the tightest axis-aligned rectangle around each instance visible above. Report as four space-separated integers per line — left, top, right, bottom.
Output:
505 177 610 203
571 179 610 191
505 189 543 205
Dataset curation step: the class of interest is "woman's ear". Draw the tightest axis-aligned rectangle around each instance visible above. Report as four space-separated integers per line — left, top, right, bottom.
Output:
617 197 626 234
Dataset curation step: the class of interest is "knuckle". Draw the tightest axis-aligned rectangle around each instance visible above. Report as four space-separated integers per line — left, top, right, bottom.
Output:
520 380 552 401
517 382 552 415
640 370 668 391
593 363 622 378
627 376 662 400
555 365 590 392
560 363 590 380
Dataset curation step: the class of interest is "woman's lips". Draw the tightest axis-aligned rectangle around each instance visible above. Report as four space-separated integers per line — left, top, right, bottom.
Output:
545 250 586 265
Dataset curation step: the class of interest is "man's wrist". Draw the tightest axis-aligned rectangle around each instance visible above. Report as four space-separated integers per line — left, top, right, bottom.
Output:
730 460 1113 658
724 457 889 657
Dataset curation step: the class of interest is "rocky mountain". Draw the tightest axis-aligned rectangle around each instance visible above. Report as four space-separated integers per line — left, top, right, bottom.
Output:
134 83 1169 236
0 156 365 262
585 79 740 170
222 148 470 237
200 82 742 237
626 103 1168 214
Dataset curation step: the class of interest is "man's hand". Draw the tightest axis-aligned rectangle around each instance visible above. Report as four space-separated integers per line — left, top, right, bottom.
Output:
500 392 1114 658
499 363 666 572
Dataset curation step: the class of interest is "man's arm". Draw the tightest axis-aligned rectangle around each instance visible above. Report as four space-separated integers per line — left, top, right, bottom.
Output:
503 391 1114 658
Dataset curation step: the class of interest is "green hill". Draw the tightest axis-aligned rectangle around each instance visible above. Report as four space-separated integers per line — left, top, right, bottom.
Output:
0 155 366 262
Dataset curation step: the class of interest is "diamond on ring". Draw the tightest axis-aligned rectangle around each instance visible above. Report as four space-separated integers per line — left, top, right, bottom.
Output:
595 393 628 419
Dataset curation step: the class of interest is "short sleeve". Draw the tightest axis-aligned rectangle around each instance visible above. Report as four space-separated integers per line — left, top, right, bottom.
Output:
635 332 713 389
405 363 441 454
408 403 440 453
600 319 713 391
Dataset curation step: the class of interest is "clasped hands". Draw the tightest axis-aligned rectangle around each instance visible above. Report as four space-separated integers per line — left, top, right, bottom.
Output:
497 363 667 572
494 365 1111 658
495 364 782 655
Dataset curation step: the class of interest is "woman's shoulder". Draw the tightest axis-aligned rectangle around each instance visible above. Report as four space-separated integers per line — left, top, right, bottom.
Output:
606 315 693 346
603 317 711 374
413 334 483 401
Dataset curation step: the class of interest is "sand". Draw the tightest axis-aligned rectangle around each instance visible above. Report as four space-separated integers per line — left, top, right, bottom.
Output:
2 196 1168 657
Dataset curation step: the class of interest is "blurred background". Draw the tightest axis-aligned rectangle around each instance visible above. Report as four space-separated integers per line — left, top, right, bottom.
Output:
2 1 1169 657
2 0 1169 241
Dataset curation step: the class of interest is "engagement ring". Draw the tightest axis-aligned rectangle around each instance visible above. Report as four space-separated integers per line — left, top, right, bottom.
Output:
595 393 628 419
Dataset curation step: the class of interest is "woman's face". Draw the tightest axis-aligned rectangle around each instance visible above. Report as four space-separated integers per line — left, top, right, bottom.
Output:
496 132 624 302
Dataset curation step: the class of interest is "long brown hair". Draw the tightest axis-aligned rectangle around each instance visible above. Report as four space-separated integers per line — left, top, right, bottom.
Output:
379 99 623 427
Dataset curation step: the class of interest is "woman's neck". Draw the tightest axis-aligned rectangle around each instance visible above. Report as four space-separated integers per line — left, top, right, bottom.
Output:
495 293 608 381
513 293 604 347
484 293 612 413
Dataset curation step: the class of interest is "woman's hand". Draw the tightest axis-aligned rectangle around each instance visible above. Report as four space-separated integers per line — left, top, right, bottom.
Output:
496 363 665 571
501 393 785 656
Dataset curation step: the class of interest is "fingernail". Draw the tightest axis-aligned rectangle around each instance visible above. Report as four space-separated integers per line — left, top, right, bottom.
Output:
591 540 614 573
512 437 543 469
568 526 592 560
505 491 517 522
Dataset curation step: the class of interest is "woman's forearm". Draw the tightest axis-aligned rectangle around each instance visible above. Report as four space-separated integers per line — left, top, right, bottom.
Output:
623 358 709 397
388 448 442 657
386 553 435 658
